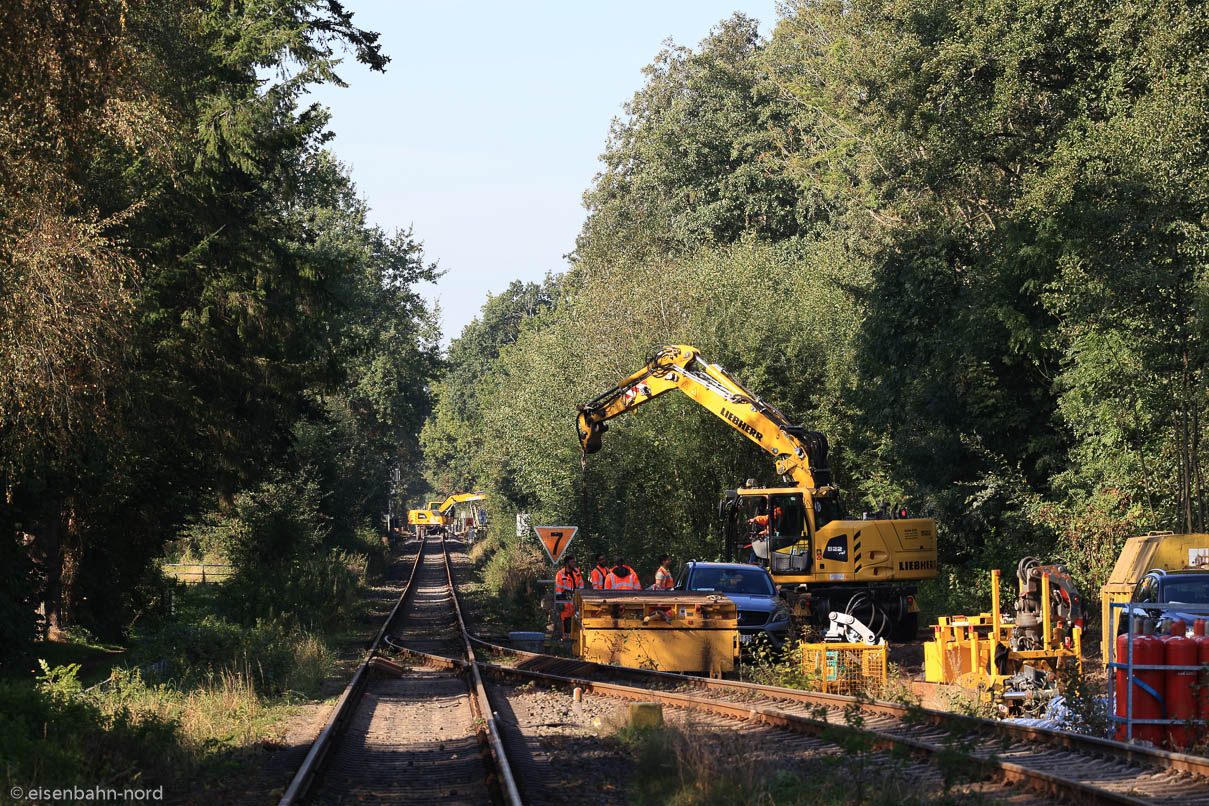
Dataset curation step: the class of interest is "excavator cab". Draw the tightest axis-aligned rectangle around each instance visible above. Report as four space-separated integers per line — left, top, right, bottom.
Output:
721 490 810 567
721 487 847 571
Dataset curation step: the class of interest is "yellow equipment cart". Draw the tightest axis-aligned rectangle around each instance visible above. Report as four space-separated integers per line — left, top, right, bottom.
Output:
572 590 738 676
925 562 1082 713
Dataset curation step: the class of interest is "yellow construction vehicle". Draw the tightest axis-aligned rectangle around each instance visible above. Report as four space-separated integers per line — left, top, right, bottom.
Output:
576 345 937 639
406 492 486 537
1099 531 1209 659
925 557 1083 714
407 500 445 533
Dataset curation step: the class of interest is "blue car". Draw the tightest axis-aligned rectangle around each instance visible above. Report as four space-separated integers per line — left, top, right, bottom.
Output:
1119 568 1209 633
675 561 791 648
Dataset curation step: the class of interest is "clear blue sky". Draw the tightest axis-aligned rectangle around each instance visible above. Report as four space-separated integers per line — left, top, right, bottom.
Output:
307 2 780 345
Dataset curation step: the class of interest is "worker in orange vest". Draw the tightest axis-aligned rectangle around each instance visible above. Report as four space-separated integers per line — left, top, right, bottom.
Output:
589 553 610 590
651 554 674 590
604 557 641 590
554 556 585 634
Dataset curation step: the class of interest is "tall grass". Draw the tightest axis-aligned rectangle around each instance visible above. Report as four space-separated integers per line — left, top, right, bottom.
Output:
619 719 989 805
3 625 336 794
464 529 548 629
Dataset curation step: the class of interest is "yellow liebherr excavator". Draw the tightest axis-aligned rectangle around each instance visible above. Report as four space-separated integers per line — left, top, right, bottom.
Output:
576 345 938 638
407 491 486 536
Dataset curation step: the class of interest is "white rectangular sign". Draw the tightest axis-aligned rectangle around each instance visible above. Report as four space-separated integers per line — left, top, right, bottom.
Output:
516 513 531 537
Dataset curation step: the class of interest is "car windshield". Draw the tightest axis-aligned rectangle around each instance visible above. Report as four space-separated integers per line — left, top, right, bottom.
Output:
687 567 774 596
1162 579 1209 603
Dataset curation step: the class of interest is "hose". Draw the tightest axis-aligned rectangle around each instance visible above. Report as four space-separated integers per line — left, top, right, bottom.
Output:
844 591 889 640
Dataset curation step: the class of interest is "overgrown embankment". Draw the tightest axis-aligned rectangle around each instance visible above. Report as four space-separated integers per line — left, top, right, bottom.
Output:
1 514 392 797
459 528 548 633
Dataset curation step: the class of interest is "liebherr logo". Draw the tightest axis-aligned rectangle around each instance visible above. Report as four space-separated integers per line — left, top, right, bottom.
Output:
720 407 762 441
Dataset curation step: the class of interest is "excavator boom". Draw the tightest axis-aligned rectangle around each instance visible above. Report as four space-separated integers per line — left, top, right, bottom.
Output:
577 345 832 491
438 491 486 514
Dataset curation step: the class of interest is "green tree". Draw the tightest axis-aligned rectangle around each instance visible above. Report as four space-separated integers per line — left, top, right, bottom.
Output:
578 13 807 269
1 0 443 646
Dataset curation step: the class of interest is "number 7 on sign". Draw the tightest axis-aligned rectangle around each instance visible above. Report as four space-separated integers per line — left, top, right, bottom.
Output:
534 525 578 565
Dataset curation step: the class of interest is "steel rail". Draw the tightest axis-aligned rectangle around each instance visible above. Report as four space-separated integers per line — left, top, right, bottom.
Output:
471 634 1209 780
276 538 426 806
477 659 1155 806
435 539 1209 804
437 536 524 806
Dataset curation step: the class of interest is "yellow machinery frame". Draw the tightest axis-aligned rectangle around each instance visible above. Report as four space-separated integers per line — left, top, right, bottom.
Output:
925 569 1082 706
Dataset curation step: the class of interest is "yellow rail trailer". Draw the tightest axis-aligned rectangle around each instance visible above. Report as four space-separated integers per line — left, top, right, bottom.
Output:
1099 532 1209 659
572 590 738 677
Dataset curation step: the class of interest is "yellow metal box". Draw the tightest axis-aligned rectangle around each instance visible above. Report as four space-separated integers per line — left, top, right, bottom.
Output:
572 590 738 676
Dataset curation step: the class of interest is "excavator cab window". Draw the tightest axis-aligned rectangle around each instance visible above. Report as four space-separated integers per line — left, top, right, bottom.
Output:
741 496 766 524
767 494 805 538
813 493 843 530
767 493 808 558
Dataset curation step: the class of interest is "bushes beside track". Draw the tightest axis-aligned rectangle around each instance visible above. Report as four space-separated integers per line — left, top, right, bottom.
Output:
2 526 377 794
464 527 547 631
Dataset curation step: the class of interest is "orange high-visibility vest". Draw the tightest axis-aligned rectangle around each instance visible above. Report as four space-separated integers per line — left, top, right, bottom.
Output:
653 566 674 590
555 567 584 595
590 565 609 590
605 565 640 590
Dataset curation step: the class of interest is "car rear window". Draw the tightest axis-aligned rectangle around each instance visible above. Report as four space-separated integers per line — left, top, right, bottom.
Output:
1163 578 1209 603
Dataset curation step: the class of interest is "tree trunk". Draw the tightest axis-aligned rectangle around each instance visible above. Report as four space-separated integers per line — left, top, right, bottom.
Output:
28 497 65 638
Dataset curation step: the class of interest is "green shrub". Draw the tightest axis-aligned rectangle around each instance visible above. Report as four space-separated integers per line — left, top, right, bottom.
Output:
143 615 331 697
0 664 183 791
218 548 364 632
480 534 543 597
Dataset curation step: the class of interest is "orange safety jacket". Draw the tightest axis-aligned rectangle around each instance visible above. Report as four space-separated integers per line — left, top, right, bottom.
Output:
589 565 609 590
604 565 640 590
652 566 674 590
554 567 584 596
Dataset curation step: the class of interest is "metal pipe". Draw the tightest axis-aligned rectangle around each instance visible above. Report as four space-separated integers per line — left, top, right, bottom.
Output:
991 569 1001 646
1042 572 1052 653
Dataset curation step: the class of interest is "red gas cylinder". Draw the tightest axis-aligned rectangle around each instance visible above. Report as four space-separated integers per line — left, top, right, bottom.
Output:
1164 630 1198 750
1114 631 1131 740
1193 620 1209 745
1129 632 1167 745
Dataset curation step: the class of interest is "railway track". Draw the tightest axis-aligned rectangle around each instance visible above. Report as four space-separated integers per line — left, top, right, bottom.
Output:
285 535 1209 804
474 638 1209 798
277 536 520 805
450 562 1209 804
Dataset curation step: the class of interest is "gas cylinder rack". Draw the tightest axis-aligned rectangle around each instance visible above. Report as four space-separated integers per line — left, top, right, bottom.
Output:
1108 601 1209 749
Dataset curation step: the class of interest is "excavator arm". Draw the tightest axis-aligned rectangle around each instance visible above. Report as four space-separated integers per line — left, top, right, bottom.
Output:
437 491 486 514
576 345 833 493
